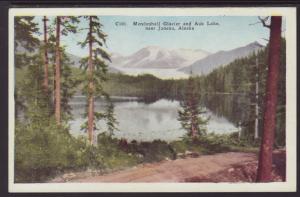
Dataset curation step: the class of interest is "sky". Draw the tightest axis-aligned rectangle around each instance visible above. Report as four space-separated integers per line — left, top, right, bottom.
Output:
33 16 285 57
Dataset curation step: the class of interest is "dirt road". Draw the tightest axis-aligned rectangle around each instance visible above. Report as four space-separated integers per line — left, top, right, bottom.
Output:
66 152 258 183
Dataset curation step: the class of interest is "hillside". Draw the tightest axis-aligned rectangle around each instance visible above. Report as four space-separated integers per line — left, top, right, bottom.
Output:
179 41 264 75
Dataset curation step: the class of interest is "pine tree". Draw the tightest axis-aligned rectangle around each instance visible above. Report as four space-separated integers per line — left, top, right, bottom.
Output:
54 16 79 125
178 75 208 138
14 16 40 118
79 16 118 143
14 16 40 68
106 102 118 135
60 47 81 121
20 50 52 125
257 16 282 182
46 28 58 111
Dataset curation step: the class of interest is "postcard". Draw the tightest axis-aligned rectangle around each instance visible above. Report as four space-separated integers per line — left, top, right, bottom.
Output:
8 7 297 192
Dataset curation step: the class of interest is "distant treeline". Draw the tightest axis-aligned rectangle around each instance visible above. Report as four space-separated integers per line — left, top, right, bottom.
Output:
102 73 187 102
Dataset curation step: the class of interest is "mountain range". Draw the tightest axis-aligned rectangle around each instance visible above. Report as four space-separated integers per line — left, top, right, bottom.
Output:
108 41 263 76
16 41 264 78
110 46 210 69
179 41 263 75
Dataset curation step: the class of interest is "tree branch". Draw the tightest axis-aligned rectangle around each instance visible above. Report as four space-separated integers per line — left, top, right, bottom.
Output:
258 16 271 28
262 38 269 42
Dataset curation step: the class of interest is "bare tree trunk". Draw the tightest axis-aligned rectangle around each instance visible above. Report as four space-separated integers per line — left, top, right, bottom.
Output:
55 16 61 124
191 113 198 138
43 16 49 92
53 63 56 111
87 16 94 143
238 128 241 140
191 122 196 138
256 16 282 182
254 55 259 139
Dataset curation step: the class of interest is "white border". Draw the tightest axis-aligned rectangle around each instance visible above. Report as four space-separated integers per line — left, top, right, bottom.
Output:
8 7 297 193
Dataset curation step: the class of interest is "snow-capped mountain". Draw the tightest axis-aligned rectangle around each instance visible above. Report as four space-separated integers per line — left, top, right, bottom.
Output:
179 41 264 75
110 46 210 69
16 40 264 78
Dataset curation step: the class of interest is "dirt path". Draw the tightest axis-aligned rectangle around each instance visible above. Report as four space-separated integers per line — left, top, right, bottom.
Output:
66 152 257 183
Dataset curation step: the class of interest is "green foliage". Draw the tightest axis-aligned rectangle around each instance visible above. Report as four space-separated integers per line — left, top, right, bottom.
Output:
15 126 139 182
274 38 286 147
170 132 258 156
101 73 186 102
60 48 82 121
96 134 140 169
17 53 51 123
78 16 118 135
105 103 119 135
60 16 80 35
178 76 208 137
14 16 40 53
96 135 177 164
14 16 41 116
125 140 176 163
15 119 82 182
196 39 286 145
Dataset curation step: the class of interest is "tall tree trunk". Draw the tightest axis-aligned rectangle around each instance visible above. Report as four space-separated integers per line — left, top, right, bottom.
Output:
256 16 282 182
191 121 196 138
43 16 49 92
53 63 56 112
254 55 259 139
191 113 197 138
55 16 61 124
88 16 94 143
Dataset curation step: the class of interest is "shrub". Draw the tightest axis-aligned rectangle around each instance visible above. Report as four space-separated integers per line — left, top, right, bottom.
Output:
15 120 83 182
15 127 141 182
169 140 189 154
132 140 176 162
96 133 140 170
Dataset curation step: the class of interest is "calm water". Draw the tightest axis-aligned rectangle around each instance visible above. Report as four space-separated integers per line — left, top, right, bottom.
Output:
69 96 238 142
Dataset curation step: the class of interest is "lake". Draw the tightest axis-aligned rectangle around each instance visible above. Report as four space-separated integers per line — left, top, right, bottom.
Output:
69 96 239 142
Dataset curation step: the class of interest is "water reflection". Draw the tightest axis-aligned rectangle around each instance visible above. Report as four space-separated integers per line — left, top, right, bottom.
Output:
200 93 251 127
69 97 238 142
